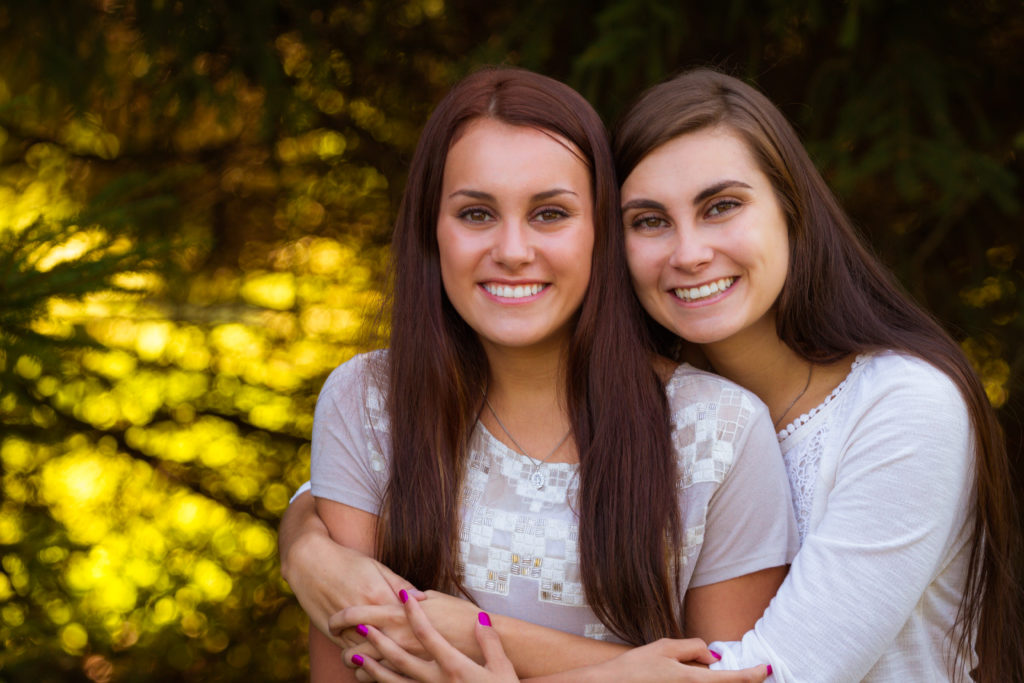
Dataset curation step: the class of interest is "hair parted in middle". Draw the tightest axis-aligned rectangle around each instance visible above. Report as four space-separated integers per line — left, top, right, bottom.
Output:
379 67 683 644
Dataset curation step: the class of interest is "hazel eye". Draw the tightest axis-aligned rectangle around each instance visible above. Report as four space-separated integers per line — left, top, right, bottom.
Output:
706 199 741 217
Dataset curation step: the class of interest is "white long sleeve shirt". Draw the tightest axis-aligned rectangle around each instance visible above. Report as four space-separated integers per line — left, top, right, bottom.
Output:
710 351 976 681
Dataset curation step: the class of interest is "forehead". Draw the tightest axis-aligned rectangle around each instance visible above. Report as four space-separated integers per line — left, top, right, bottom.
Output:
443 118 591 186
622 126 766 195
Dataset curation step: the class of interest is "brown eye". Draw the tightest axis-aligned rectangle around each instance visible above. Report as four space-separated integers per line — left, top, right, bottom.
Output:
458 208 493 223
534 208 569 223
706 199 741 217
631 214 668 230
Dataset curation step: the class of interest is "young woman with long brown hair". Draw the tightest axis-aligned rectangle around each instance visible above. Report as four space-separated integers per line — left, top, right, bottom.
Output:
301 67 793 681
609 68 1024 682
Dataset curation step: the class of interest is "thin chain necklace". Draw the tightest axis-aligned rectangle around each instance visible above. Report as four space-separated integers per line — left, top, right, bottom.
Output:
773 363 813 431
484 397 571 491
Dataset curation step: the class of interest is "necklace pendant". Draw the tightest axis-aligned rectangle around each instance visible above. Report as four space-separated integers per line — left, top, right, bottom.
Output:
529 468 546 490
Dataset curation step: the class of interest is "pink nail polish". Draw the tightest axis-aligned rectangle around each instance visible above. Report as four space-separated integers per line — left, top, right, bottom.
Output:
767 664 773 676
356 624 368 637
352 654 364 666
399 589 409 603
478 611 492 626
709 650 721 660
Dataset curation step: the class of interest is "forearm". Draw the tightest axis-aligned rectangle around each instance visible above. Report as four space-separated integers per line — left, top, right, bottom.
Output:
420 595 626 679
491 613 626 678
311 620 358 682
279 489 327 589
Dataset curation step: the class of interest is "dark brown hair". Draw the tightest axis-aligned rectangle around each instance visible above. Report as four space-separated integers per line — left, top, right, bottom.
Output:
379 67 681 644
615 67 1024 681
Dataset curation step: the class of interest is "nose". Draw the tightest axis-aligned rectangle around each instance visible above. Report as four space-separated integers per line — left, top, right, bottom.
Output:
491 219 534 268
667 228 713 271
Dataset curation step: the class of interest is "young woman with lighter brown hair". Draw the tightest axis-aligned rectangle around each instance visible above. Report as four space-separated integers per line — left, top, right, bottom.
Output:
613 67 1023 682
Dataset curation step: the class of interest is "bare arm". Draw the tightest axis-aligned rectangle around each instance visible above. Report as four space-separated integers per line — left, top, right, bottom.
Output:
684 566 787 642
309 496 383 681
280 489 421 637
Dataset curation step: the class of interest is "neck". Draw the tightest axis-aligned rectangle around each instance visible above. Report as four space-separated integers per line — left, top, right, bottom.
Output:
701 319 810 422
484 339 564 397
481 338 575 462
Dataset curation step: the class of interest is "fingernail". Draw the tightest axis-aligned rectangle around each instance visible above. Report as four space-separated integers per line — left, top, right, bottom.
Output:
767 664 773 676
352 654 364 666
356 624 368 637
709 649 721 660
478 611 492 627
399 589 409 603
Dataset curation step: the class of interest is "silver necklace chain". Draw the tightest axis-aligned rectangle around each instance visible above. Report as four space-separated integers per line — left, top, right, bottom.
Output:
773 363 813 430
484 397 571 490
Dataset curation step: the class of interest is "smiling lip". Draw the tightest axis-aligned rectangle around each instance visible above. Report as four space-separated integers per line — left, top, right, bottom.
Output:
671 277 737 304
481 282 549 301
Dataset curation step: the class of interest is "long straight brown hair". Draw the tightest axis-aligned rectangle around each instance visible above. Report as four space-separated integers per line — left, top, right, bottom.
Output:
614 68 1024 681
379 67 682 644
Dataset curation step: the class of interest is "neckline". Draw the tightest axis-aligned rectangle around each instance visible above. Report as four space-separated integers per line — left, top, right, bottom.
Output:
776 354 869 441
474 420 578 469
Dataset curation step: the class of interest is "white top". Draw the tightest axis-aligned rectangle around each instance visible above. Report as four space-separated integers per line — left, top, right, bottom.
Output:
710 351 976 681
312 351 798 642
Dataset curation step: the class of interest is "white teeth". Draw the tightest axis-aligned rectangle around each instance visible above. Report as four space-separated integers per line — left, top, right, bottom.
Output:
674 277 735 302
484 283 545 299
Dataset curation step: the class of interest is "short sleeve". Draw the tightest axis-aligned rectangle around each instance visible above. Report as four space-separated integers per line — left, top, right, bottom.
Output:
689 389 799 587
310 352 390 514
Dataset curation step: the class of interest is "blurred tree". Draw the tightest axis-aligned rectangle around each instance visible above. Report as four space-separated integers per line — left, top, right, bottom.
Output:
0 0 1021 681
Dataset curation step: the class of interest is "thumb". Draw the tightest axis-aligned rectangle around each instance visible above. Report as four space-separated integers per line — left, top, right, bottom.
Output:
474 612 516 677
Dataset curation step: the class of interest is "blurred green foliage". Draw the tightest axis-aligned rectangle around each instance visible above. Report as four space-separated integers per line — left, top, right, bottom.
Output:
0 0 1021 680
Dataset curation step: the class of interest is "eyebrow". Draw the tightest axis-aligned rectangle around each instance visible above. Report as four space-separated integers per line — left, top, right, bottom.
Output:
621 198 667 212
694 180 752 204
621 180 753 212
448 188 578 201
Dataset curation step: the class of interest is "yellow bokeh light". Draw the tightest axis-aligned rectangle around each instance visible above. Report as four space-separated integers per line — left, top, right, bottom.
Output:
193 559 233 601
239 525 275 560
60 622 89 652
95 576 138 613
136 321 174 361
241 271 297 310
0 573 12 601
2 603 26 626
15 355 43 380
151 596 179 625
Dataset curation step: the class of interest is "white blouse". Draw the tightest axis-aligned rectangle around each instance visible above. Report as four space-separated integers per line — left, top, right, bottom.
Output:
311 351 798 642
711 351 976 681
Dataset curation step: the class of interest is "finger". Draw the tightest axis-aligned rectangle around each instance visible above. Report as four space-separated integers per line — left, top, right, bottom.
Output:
330 604 400 636
648 637 718 665
699 663 770 682
400 589 466 669
474 613 517 678
342 639 384 667
338 624 370 649
352 654 415 683
360 623 439 681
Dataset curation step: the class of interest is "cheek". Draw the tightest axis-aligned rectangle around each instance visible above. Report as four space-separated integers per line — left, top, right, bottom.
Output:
624 239 658 288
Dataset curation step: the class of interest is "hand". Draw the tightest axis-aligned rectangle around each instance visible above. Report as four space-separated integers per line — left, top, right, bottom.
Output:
347 593 517 683
332 591 479 661
278 492 424 638
579 639 771 682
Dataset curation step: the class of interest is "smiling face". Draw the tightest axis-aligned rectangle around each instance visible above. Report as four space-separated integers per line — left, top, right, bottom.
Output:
436 117 594 356
621 126 790 352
